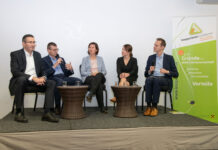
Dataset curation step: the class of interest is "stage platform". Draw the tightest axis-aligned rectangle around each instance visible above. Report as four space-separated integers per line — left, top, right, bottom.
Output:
0 107 216 133
0 107 218 150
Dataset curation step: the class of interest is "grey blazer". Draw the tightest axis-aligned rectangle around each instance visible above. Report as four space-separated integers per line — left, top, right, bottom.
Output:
81 56 107 82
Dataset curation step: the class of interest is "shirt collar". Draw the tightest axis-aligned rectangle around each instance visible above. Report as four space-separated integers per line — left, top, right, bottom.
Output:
156 53 164 59
49 55 57 61
24 49 33 57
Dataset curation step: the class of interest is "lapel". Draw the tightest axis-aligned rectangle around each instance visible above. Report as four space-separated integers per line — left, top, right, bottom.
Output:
60 60 65 72
152 54 156 66
33 51 39 75
21 49 26 70
96 56 101 71
163 53 167 69
47 55 54 66
88 56 91 68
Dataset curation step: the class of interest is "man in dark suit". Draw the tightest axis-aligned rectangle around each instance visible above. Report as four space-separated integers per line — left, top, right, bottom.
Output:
144 38 178 117
42 42 82 115
9 34 59 123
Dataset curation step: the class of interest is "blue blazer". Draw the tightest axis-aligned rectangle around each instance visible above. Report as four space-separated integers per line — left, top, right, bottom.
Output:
42 55 73 78
144 53 179 89
81 56 107 82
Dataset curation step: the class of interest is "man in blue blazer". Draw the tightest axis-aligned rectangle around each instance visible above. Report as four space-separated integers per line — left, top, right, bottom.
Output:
42 42 82 114
144 38 178 117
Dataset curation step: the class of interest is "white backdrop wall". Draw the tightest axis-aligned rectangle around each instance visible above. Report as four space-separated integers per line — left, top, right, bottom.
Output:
0 0 218 119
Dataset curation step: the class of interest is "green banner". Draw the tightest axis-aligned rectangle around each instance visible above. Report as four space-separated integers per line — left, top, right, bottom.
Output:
173 40 218 123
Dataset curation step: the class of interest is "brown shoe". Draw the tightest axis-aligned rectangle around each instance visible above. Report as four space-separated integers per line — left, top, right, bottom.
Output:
86 94 92 103
144 107 152 116
150 107 158 117
110 97 117 103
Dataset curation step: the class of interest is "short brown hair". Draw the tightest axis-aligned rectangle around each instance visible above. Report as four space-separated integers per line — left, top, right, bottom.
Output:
156 38 166 47
88 42 99 55
47 42 57 50
22 34 34 42
123 44 133 57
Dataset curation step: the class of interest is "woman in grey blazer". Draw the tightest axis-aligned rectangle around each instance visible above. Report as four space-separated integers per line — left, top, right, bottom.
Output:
81 42 107 113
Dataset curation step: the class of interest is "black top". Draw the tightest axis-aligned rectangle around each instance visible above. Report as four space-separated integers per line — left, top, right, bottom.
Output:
116 57 138 85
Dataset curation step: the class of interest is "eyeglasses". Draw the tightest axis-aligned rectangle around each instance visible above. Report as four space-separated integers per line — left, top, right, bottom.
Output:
25 41 36 44
50 48 59 51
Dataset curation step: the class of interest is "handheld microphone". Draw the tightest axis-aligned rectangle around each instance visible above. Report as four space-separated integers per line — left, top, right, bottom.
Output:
55 54 60 59
56 54 64 64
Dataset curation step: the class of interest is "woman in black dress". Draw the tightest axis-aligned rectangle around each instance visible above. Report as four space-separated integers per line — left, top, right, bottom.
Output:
111 44 138 102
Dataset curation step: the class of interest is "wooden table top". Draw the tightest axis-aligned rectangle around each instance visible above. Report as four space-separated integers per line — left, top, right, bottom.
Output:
111 86 141 89
57 85 89 89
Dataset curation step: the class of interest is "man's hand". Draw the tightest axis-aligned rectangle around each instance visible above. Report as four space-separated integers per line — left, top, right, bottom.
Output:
32 77 46 86
148 66 155 74
65 62 73 71
53 58 63 68
160 68 169 74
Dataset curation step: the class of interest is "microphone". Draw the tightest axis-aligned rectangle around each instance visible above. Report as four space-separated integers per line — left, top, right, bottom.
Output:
55 54 60 59
55 54 64 64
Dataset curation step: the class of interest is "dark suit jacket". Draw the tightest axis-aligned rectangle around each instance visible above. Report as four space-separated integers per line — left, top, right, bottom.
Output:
144 53 179 89
42 55 73 79
117 57 138 85
9 49 45 95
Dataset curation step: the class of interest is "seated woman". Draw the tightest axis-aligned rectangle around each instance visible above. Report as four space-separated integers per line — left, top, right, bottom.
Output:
81 42 107 113
111 44 138 102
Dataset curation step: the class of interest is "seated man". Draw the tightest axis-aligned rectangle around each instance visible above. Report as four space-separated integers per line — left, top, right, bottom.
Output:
144 38 179 117
9 34 59 123
42 42 82 115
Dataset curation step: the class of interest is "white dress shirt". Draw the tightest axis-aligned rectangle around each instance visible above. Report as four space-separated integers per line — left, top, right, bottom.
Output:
24 49 37 80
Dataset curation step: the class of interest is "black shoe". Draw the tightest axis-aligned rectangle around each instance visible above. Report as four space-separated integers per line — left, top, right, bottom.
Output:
100 108 108 114
86 94 92 102
55 107 61 115
14 112 28 123
42 112 59 123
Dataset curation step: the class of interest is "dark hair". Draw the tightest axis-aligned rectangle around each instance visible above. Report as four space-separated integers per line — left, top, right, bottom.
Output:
156 38 166 47
47 42 57 49
123 44 133 57
22 34 34 42
88 42 99 55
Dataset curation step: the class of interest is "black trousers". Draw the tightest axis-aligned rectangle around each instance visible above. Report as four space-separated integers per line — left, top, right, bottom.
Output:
14 76 56 112
145 76 170 105
84 73 106 109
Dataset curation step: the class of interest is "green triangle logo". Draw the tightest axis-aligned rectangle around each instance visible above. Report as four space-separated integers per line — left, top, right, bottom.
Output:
189 23 202 35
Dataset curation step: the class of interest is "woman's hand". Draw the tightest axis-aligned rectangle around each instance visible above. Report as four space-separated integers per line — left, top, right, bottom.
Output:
120 73 125 78
124 73 130 78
